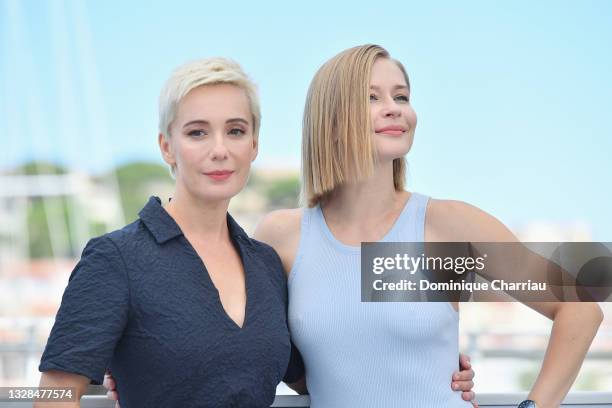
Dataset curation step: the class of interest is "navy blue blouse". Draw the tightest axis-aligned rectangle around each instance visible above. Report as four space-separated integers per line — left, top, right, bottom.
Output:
40 196 304 407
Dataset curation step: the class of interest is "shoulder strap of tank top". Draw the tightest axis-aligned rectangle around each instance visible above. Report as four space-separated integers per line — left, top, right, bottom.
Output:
288 206 315 282
410 192 430 242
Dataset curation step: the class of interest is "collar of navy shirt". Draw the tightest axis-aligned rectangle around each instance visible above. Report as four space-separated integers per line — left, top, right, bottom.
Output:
138 196 250 246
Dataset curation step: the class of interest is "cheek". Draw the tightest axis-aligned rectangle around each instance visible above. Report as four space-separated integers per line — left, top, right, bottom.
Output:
175 143 208 171
234 138 256 160
404 107 417 129
236 147 256 169
369 105 379 128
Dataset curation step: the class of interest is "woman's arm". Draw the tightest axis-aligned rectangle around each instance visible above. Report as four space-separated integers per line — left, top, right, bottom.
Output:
33 370 89 408
529 302 603 406
39 236 129 406
427 199 604 408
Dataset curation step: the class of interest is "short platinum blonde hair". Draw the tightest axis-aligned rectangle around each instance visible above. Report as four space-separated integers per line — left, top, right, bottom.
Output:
158 57 261 140
301 44 410 207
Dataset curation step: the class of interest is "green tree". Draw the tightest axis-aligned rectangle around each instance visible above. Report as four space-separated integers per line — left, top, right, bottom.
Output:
11 161 67 175
9 161 71 258
263 176 300 209
107 162 174 222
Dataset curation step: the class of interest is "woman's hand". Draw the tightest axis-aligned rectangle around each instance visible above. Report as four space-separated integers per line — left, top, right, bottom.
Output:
103 370 120 408
453 354 478 407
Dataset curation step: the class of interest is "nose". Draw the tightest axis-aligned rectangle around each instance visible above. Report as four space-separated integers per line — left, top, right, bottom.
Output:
381 96 402 118
210 134 229 161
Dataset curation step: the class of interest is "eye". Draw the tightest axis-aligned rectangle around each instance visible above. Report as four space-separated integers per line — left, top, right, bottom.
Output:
369 94 379 102
395 95 409 103
228 128 246 136
187 129 207 137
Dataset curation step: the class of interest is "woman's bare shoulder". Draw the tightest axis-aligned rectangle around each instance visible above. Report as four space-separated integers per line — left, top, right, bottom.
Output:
254 209 302 245
253 209 303 274
426 198 517 242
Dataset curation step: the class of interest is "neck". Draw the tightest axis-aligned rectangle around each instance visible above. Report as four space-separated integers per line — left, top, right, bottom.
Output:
164 182 230 242
324 161 406 223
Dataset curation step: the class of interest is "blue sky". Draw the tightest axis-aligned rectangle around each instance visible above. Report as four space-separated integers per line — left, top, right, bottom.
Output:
1 0 611 239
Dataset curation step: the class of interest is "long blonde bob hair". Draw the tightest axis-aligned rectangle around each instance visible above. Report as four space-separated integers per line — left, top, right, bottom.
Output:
301 44 411 207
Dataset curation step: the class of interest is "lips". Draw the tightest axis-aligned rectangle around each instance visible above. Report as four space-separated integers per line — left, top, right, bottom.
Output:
375 125 407 136
203 170 234 181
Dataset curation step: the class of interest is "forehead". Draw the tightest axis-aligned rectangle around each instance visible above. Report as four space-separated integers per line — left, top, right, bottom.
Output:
370 58 408 88
176 83 251 121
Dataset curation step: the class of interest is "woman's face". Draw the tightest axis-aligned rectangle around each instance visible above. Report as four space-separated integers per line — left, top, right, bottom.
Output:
369 58 417 163
161 83 257 202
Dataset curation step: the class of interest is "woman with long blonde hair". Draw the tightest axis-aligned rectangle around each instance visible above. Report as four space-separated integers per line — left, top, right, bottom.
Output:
254 44 602 407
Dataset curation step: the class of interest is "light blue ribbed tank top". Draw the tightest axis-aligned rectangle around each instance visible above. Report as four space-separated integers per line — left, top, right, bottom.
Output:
288 192 470 407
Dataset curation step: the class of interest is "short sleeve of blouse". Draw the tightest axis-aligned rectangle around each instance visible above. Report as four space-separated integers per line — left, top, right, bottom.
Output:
39 236 130 385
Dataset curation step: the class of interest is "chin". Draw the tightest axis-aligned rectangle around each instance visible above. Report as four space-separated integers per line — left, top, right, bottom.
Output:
188 183 242 203
199 191 240 203
377 147 411 162
376 141 412 156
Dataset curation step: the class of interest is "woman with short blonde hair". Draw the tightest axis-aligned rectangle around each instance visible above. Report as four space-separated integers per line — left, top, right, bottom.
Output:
37 57 299 408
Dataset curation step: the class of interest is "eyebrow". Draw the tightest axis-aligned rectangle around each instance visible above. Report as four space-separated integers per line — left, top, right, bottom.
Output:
370 85 410 91
183 118 250 128
226 118 250 126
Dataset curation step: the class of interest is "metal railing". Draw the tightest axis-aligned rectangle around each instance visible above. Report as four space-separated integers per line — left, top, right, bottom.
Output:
76 392 612 407
1 392 611 407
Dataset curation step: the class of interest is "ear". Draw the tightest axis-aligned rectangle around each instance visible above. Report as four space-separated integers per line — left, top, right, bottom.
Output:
250 135 259 162
158 133 176 167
